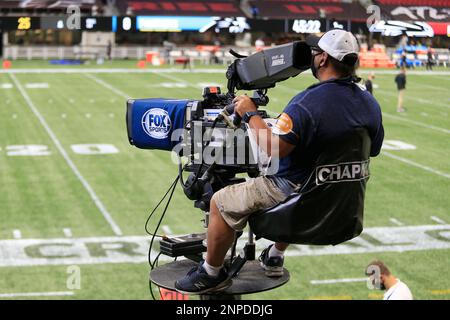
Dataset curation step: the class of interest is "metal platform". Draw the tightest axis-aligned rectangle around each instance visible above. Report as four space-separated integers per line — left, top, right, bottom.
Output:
150 259 290 296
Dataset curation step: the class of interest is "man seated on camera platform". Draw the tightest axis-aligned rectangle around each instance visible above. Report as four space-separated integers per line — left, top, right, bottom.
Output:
175 30 384 294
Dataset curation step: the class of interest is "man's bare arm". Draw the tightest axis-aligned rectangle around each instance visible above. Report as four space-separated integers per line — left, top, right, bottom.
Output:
233 95 296 158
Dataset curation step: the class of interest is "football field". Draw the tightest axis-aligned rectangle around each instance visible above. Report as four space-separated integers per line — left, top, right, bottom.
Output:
0 61 449 300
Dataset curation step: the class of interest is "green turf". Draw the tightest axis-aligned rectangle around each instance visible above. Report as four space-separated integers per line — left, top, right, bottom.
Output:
0 61 449 300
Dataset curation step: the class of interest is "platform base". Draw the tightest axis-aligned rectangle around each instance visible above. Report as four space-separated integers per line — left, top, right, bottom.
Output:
150 259 290 297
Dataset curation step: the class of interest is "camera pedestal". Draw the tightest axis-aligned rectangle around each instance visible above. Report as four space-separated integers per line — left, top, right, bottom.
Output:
150 259 290 300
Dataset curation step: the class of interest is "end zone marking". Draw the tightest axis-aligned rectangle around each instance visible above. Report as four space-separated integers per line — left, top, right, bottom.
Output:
1 224 448 268
0 291 74 298
431 216 447 225
310 278 367 285
13 230 22 239
9 73 123 236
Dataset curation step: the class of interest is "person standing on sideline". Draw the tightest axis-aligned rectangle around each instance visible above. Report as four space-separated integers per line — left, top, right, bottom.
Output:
106 40 112 60
365 72 375 95
426 48 434 71
366 260 413 300
400 51 407 68
395 67 406 113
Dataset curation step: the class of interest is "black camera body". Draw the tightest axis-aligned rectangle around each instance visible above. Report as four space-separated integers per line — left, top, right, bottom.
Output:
126 41 311 210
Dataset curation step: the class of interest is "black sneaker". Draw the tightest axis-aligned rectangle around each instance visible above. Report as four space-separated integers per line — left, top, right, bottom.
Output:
259 244 284 277
174 261 232 295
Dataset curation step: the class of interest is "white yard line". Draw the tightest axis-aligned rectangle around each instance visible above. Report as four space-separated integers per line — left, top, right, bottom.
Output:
155 72 200 90
382 151 450 179
84 73 130 99
0 291 74 298
431 216 447 225
310 278 368 285
13 230 22 239
377 89 450 109
408 83 449 93
389 218 404 226
381 113 450 135
9 74 122 236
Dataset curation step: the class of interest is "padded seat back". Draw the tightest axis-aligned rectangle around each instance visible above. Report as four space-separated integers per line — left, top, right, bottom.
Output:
248 127 372 245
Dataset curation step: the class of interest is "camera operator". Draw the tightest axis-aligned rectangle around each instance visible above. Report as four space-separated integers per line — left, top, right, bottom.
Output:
175 30 384 294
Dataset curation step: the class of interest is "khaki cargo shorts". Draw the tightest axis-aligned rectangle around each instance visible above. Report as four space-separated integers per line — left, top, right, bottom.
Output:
211 176 288 231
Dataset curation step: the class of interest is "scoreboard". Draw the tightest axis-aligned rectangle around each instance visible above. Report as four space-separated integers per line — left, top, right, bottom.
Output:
0 16 137 32
0 16 40 30
1 16 283 33
1 16 363 34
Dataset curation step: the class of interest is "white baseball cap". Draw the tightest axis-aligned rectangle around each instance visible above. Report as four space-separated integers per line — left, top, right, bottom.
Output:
306 29 359 66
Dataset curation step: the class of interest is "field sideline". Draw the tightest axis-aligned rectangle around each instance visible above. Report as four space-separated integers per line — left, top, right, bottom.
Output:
0 61 449 300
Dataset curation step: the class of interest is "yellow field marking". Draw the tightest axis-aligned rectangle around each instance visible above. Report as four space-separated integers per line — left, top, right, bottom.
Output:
368 293 384 299
430 289 450 295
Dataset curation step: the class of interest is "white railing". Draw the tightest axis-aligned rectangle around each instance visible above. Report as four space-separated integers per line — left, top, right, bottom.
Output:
3 45 254 65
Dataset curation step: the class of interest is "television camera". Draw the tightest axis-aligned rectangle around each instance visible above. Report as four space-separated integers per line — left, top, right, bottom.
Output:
127 41 311 209
126 41 311 297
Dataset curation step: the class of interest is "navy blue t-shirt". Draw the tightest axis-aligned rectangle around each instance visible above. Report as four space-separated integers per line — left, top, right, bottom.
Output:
272 77 384 186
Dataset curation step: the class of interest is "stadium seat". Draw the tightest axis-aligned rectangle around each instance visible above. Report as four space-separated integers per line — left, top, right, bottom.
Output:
359 45 395 68
375 0 448 6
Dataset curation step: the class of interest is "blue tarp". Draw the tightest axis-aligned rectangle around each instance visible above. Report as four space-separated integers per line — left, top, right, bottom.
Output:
49 59 84 65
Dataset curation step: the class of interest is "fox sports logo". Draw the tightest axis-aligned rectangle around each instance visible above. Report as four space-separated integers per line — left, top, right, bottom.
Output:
142 108 172 139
